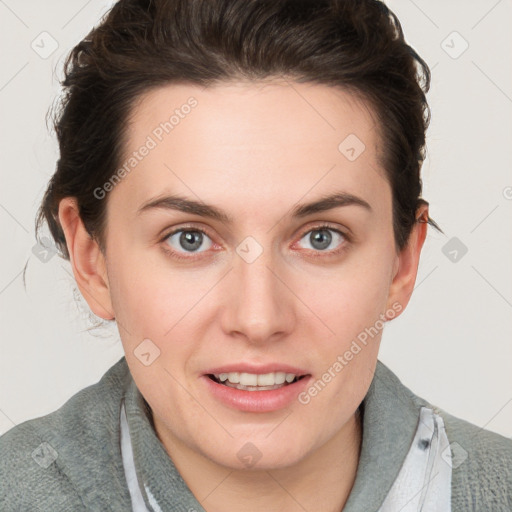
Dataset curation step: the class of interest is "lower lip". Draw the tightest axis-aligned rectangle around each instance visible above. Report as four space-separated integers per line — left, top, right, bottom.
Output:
202 375 312 412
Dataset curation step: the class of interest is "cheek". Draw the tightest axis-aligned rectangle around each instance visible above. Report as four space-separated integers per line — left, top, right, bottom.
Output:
106 248 217 375
294 258 390 429
107 257 202 414
107 244 193 332
309 250 394 345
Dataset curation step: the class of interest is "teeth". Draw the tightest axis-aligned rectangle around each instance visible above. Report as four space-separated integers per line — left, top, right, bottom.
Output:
240 373 258 386
257 373 274 386
213 371 298 386
275 372 286 384
227 372 240 383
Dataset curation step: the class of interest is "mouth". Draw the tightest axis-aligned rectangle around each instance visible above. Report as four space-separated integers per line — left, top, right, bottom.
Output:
207 372 308 391
203 368 312 412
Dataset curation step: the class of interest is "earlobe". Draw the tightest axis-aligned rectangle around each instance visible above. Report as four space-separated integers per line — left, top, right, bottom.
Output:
58 197 115 320
385 203 429 318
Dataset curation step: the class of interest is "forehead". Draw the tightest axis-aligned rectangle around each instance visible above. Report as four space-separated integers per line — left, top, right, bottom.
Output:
128 80 380 153
113 80 389 220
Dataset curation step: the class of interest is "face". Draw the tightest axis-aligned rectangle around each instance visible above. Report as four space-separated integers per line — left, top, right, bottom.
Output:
69 80 421 470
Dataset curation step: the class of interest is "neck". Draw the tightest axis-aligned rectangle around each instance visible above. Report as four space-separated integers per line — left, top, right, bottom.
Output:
155 408 363 512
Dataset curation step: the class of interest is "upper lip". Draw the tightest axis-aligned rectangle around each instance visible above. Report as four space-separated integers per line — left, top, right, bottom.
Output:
205 363 309 376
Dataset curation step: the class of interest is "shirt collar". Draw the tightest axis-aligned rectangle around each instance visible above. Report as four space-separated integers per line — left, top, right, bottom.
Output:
342 360 426 511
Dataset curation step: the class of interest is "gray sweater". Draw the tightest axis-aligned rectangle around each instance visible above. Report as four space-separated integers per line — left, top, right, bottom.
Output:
1 357 511 511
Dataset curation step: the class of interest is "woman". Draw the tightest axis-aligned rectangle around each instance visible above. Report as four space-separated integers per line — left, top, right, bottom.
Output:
1 0 510 510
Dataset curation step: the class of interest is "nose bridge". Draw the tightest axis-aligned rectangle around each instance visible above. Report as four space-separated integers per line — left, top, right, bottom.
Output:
236 235 281 307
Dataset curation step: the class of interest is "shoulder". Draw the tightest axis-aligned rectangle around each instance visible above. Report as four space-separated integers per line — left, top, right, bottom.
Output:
401 373 512 510
0 357 131 511
374 361 512 510
434 404 512 511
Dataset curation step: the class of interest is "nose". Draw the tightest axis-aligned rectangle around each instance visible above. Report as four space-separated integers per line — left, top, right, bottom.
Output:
219 241 295 346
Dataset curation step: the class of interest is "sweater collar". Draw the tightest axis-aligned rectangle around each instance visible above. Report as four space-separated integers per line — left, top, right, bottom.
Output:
122 359 430 512
342 360 431 511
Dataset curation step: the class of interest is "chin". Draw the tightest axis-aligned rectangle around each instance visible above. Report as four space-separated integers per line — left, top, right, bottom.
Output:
200 435 311 471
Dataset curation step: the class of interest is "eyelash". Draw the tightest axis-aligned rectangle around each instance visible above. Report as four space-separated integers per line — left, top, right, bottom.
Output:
160 223 351 261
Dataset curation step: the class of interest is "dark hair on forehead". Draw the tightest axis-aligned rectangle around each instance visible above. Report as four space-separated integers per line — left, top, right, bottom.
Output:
37 0 441 259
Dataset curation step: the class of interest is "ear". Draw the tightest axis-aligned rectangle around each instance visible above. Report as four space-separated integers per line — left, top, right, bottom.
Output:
385 202 429 318
58 197 114 320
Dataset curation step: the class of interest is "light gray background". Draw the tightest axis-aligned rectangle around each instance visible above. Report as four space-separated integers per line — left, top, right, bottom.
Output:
0 0 511 438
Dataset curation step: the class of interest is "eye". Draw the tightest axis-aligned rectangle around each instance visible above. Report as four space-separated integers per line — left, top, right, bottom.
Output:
164 227 213 256
296 225 348 255
161 223 349 261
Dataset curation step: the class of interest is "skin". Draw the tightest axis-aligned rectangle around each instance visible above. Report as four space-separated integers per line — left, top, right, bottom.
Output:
59 80 428 512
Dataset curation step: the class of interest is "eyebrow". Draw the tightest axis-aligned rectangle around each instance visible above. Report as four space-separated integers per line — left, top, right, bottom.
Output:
137 191 372 223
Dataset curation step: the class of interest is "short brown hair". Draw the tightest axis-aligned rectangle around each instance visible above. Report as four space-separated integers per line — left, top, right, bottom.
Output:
37 0 441 259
